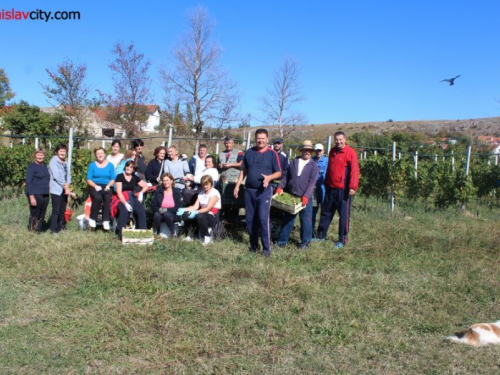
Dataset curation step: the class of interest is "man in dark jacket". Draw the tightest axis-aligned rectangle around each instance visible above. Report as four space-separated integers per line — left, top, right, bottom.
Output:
275 140 319 249
315 132 359 248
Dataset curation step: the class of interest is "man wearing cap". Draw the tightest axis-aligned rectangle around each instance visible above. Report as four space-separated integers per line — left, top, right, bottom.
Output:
275 140 319 249
218 136 244 183
312 143 329 232
315 132 359 248
234 129 282 257
273 138 289 173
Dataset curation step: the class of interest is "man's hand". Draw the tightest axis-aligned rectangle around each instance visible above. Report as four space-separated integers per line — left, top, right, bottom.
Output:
276 187 283 195
29 196 37 206
261 174 272 188
94 186 102 192
349 189 356 196
233 185 240 199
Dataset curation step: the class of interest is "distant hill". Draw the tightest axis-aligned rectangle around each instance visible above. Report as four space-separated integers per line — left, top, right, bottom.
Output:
251 117 500 142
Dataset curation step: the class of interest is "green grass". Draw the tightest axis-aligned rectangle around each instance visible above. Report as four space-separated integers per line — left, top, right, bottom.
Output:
1 197 499 374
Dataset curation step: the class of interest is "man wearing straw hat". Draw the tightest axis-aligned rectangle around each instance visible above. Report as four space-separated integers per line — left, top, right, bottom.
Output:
275 140 319 249
315 132 359 248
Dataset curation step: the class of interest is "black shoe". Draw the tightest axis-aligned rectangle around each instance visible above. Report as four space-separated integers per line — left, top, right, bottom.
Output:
298 242 309 250
249 245 260 253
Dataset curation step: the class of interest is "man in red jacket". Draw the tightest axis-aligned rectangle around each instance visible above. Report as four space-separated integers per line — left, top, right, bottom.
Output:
315 132 359 248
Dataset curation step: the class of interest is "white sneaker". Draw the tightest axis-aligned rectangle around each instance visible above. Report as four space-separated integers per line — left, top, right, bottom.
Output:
88 219 96 228
183 236 193 242
102 221 110 231
160 233 168 239
203 236 212 246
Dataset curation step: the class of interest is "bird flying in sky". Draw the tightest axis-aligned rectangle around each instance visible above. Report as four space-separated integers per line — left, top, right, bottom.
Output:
440 75 461 86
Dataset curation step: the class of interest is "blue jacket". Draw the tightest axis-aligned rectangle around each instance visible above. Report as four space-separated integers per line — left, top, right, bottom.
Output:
145 159 164 185
279 157 319 198
26 162 50 195
313 155 328 187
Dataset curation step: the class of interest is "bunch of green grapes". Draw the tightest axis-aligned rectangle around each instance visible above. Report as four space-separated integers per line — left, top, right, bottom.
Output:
274 192 301 205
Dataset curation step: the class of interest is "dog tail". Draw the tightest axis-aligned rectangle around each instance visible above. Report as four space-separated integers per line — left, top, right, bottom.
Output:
446 328 479 346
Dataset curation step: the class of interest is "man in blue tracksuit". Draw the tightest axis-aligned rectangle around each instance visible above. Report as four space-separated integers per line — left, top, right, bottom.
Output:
234 129 282 257
312 143 328 232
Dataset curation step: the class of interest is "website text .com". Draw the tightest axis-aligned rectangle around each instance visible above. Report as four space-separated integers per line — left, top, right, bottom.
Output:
0 8 80 22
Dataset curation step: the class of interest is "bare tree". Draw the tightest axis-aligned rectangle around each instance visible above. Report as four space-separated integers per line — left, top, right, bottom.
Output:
159 6 239 138
261 56 306 139
103 41 152 135
0 68 15 108
40 59 91 132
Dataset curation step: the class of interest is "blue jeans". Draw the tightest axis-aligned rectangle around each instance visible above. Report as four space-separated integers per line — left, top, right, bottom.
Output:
277 198 313 246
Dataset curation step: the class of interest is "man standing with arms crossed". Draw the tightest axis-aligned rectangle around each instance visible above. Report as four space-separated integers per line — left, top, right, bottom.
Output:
218 136 244 183
234 129 281 257
315 132 359 248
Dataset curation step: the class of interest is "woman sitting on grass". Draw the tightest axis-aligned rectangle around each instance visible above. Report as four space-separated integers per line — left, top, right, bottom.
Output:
150 173 183 238
177 175 221 246
115 160 149 237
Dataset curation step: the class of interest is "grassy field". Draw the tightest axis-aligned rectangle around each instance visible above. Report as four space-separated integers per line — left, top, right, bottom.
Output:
1 197 499 374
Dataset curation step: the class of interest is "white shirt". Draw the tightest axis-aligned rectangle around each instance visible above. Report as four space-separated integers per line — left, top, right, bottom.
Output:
297 158 310 176
194 168 220 184
194 156 206 176
106 153 124 169
198 188 222 212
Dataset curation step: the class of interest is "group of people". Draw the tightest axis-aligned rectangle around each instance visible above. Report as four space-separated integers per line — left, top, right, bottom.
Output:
234 129 359 256
25 131 359 252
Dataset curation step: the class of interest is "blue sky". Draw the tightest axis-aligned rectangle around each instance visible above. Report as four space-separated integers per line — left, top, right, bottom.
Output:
1 0 499 125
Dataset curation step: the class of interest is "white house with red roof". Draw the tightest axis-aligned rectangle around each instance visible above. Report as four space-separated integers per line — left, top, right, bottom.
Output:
140 105 161 133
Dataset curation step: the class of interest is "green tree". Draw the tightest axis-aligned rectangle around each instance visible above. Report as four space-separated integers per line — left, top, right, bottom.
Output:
0 68 15 107
2 101 67 143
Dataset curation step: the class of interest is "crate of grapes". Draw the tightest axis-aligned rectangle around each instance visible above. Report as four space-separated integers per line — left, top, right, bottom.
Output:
271 192 304 214
122 229 154 245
